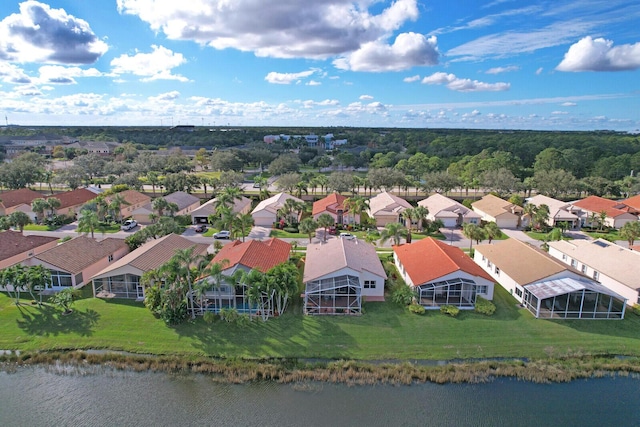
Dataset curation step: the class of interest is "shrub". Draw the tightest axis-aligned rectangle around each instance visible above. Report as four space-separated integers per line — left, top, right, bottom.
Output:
203 311 219 323
283 226 299 233
475 296 496 316
408 303 426 315
220 307 239 323
174 214 192 226
391 284 415 306
632 305 640 317
440 305 460 317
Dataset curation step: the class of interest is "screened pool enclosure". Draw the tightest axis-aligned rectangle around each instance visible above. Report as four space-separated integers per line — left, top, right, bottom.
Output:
416 278 481 309
304 275 362 315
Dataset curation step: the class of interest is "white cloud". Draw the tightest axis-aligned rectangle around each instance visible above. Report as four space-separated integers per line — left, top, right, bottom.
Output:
422 72 510 92
0 63 32 84
306 80 321 86
37 65 103 85
360 95 374 100
561 102 577 106
403 74 421 83
149 91 180 102
264 69 317 84
0 1 108 64
117 0 420 61
551 111 568 115
536 67 544 75
111 45 188 82
334 33 439 72
556 36 640 71
485 65 519 74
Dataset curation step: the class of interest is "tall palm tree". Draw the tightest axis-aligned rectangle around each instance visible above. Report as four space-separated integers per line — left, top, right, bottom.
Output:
234 213 254 242
108 193 128 223
77 209 104 239
46 197 61 217
217 206 238 238
152 197 170 217
462 223 487 252
31 198 49 224
523 203 537 228
169 247 207 319
484 222 501 244
146 171 160 196
380 222 408 246
401 208 416 243
9 211 32 233
25 264 51 306
299 217 318 243
317 213 334 242
413 205 429 231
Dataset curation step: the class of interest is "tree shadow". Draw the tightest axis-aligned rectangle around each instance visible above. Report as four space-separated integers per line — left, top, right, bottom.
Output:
16 304 100 337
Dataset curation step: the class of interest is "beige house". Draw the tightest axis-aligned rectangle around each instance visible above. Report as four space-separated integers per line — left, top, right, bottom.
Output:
418 193 481 228
570 195 638 229
474 238 626 319
0 188 42 220
106 190 151 220
471 194 522 229
131 191 201 224
0 231 58 270
366 191 412 227
548 239 640 307
312 193 359 225
24 236 129 290
303 238 386 315
250 192 303 227
525 195 582 228
91 234 208 299
191 196 252 224
51 188 101 217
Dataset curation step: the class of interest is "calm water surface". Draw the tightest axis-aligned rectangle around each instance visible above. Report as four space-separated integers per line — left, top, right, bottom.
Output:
1 367 639 426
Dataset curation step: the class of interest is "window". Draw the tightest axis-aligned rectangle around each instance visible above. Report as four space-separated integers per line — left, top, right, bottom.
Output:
481 255 486 261
581 265 587 274
487 261 492 268
562 254 567 261
477 285 488 295
593 271 600 281
108 254 114 262
515 288 523 297
570 259 577 268
495 267 500 276
364 280 376 289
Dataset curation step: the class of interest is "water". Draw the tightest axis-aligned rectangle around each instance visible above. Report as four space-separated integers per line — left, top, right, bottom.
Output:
1 367 639 426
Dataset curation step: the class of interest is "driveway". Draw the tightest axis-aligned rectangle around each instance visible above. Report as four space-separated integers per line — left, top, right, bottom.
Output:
500 229 543 248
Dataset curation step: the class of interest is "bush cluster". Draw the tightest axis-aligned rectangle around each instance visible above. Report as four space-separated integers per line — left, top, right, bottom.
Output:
475 296 496 316
408 303 426 315
440 305 460 317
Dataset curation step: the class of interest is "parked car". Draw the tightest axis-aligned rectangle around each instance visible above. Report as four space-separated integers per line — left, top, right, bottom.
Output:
194 224 207 233
328 226 337 235
121 219 137 231
213 230 231 239
339 232 355 240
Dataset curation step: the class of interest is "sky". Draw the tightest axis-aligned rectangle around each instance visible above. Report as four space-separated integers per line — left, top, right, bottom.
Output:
0 0 639 131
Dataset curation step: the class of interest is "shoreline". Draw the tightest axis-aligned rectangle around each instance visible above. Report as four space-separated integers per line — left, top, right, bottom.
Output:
2 350 640 385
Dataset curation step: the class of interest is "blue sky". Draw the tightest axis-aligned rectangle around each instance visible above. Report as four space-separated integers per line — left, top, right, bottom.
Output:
0 0 639 130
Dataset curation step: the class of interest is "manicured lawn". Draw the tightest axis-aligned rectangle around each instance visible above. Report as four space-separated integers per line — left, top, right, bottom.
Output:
23 224 52 231
2 287 640 360
269 229 309 239
584 230 621 241
195 171 222 179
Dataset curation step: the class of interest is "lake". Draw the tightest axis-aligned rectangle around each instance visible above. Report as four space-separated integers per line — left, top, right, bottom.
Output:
1 366 639 426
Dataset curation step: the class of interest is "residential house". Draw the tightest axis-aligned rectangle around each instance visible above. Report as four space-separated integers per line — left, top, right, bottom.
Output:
570 195 637 229
91 234 209 300
64 140 120 155
51 187 101 217
525 195 582 228
250 192 304 227
0 188 42 221
366 191 412 227
474 238 626 319
191 196 252 224
0 231 58 270
131 191 200 224
393 237 494 309
471 194 522 229
24 236 129 290
548 239 640 308
312 193 359 225
622 194 640 213
105 190 151 221
417 193 481 228
193 238 291 315
303 238 387 315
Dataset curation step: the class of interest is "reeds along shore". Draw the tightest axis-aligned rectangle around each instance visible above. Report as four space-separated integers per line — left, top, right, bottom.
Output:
2 351 640 385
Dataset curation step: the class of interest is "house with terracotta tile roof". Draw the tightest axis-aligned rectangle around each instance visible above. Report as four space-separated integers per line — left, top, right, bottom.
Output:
570 195 638 229
191 195 252 224
193 238 291 315
105 189 151 220
417 193 481 228
471 194 522 229
303 238 386 315
91 233 209 299
366 191 412 227
622 194 640 212
24 236 129 290
393 237 494 309
525 195 582 228
474 238 626 319
0 231 59 270
548 239 640 308
0 188 42 220
250 192 304 227
312 193 359 225
51 188 101 217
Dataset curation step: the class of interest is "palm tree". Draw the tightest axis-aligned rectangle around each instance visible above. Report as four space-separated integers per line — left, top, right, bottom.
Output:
108 193 128 223
294 181 308 199
484 222 501 244
380 222 408 246
217 206 238 238
31 198 49 224
315 175 328 195
414 206 429 231
343 195 369 226
534 204 550 230
234 213 254 242
169 247 208 319
523 203 537 229
400 208 415 243
77 209 104 239
299 217 318 243
147 171 160 196
317 213 334 242
46 197 61 217
9 211 32 233
620 221 640 248
199 260 230 314
282 198 303 225
152 197 170 217
598 210 608 231
462 223 486 252
25 264 51 306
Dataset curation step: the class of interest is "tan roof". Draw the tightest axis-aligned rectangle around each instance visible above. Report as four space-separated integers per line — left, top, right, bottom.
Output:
548 239 640 291
472 194 521 218
107 189 151 206
192 196 252 217
475 238 568 285
0 231 58 261
418 193 480 219
34 236 128 274
304 238 387 282
251 192 303 215
51 188 99 209
164 191 200 211
91 234 208 279
527 195 579 221
367 191 411 216
0 188 42 209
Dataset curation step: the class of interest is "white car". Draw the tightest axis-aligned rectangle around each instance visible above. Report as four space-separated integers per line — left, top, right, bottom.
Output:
339 232 355 240
213 230 231 239
121 219 138 231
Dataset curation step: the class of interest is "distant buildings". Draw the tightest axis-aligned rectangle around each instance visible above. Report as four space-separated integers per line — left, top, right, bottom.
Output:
263 133 347 149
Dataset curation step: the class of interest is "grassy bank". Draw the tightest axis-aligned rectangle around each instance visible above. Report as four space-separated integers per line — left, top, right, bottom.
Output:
2 287 640 361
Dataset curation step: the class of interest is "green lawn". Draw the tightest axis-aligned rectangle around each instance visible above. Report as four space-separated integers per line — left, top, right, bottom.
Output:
23 224 52 231
2 287 640 360
269 229 310 239
584 230 621 241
